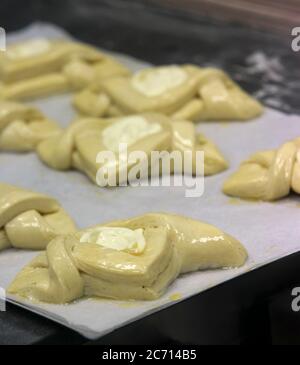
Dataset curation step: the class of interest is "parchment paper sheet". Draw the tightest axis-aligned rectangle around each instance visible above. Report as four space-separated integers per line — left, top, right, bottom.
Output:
1 23 300 339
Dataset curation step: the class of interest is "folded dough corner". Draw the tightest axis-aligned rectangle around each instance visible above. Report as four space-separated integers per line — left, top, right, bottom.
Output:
0 101 61 151
223 138 300 201
35 113 228 184
73 65 263 122
0 38 130 100
8 213 247 303
0 183 76 251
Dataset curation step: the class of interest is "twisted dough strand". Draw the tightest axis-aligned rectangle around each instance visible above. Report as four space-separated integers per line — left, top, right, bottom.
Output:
0 183 76 251
73 66 263 121
8 213 247 303
223 138 300 201
0 39 130 100
36 114 228 184
0 101 61 151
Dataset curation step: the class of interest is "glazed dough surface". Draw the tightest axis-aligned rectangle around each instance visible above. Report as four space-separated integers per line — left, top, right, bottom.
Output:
73 65 263 122
0 38 130 100
8 213 247 303
131 66 188 97
0 183 76 251
36 113 228 184
223 138 300 201
80 226 146 254
0 101 60 151
101 115 162 152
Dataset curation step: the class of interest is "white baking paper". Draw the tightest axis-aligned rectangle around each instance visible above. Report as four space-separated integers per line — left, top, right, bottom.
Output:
1 23 300 340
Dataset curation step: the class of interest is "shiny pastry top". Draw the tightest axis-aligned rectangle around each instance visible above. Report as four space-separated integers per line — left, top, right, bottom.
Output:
223 138 300 201
36 113 228 184
0 38 130 100
0 101 60 151
0 183 76 251
8 212 247 303
73 64 263 122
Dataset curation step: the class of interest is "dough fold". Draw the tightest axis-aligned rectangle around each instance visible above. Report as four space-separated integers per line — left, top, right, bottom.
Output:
223 138 300 201
8 213 247 303
0 183 76 251
0 39 130 100
36 113 228 184
0 101 61 151
73 65 263 122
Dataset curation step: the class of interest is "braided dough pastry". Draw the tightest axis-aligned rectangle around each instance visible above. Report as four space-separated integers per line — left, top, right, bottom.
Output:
0 38 130 100
73 65 263 121
0 183 76 251
223 138 300 201
8 212 247 303
36 113 228 184
0 101 61 151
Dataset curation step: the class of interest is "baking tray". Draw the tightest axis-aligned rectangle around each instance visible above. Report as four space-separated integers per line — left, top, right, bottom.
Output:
1 23 300 341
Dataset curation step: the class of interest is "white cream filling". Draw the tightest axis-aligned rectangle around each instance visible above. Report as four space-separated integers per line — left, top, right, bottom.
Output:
80 227 146 254
131 65 188 97
7 39 51 59
102 116 161 152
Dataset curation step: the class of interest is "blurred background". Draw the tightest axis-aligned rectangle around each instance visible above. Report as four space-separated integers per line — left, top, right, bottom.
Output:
149 0 299 35
0 0 299 114
1 0 299 35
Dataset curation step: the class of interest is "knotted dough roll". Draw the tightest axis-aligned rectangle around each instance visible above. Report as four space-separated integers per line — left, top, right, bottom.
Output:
0 101 60 151
73 65 263 121
0 38 130 100
0 183 76 251
8 213 247 303
36 113 228 184
223 138 300 201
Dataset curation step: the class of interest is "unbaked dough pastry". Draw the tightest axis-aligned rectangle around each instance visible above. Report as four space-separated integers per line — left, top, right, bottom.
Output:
0 183 76 251
36 113 228 184
73 65 263 121
223 138 300 201
8 212 247 303
0 101 60 151
0 38 130 100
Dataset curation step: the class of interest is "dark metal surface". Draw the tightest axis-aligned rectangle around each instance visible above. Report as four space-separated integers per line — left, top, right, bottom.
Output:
0 303 84 345
1 251 300 345
96 251 300 345
0 0 299 345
